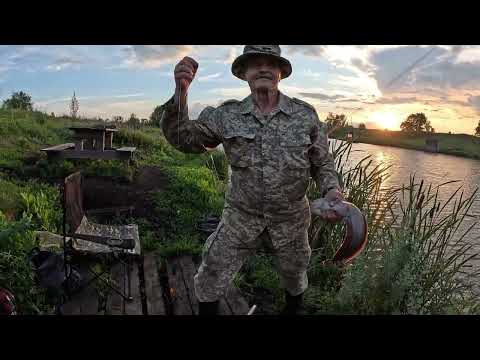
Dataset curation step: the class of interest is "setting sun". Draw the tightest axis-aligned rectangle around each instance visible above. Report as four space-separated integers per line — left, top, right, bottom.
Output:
371 111 399 130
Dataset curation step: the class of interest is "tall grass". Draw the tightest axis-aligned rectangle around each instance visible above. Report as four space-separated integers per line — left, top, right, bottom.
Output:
305 140 480 314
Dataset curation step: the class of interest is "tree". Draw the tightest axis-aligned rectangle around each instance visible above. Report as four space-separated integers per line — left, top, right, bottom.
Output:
2 91 33 111
70 91 79 119
358 123 366 130
400 113 433 133
150 105 165 127
127 113 141 128
325 112 347 133
475 121 480 137
112 116 123 123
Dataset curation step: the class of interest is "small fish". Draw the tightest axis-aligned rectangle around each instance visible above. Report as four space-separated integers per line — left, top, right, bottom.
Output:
309 198 368 265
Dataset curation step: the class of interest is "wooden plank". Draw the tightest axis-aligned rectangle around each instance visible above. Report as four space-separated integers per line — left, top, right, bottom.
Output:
166 257 193 315
224 285 250 315
84 138 94 150
108 262 126 315
94 132 105 151
189 257 234 316
144 254 166 315
41 143 75 152
62 285 101 315
177 256 199 315
62 293 83 315
218 298 233 315
75 140 84 151
105 132 113 150
124 258 143 315
54 149 133 160
70 127 117 133
79 285 102 315
85 206 134 217
117 147 136 153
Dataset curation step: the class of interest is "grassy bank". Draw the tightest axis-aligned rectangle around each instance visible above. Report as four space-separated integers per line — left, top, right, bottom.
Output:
1 109 479 314
0 110 226 313
332 128 480 160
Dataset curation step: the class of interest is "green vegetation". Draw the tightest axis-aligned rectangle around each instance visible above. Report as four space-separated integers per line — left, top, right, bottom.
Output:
2 91 34 111
400 112 434 133
1 107 479 315
332 127 480 160
0 108 226 313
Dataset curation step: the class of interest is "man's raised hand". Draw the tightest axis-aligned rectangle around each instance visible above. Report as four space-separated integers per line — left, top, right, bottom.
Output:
174 56 199 94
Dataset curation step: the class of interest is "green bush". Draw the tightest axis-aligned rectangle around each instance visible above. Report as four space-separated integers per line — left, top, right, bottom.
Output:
0 211 50 314
19 188 62 233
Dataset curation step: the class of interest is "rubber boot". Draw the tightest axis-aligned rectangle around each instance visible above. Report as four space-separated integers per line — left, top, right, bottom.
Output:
281 291 305 315
198 300 219 316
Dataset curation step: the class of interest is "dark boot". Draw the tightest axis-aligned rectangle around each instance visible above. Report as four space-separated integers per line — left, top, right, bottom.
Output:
198 300 219 316
281 291 305 315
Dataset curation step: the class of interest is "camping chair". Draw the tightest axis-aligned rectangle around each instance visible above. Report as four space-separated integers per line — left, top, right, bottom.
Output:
62 171 141 303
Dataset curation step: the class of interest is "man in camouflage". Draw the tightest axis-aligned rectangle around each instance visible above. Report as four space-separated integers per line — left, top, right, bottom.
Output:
161 45 344 315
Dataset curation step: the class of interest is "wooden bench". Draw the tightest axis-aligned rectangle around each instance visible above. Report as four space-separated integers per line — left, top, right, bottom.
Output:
41 143 75 152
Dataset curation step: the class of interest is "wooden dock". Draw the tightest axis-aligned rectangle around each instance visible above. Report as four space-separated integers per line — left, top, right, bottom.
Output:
61 254 251 316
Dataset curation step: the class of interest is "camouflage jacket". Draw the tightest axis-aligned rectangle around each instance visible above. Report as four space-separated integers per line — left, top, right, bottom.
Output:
161 91 341 218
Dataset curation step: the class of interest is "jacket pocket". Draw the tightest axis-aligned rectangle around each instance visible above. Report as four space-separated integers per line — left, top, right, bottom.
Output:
284 134 312 169
224 132 255 168
282 134 312 202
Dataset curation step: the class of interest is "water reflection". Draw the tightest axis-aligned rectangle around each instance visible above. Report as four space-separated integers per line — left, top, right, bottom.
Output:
343 142 480 245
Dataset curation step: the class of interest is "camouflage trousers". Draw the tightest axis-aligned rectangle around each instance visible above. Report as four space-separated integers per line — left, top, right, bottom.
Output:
194 203 312 302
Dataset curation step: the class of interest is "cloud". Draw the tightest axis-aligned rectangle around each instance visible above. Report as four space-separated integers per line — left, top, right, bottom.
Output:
189 101 216 118
468 95 480 112
119 45 194 69
46 56 85 71
302 69 327 79
197 72 222 82
220 47 239 65
283 45 326 57
375 96 419 104
368 46 443 93
335 106 363 111
208 86 250 98
415 60 480 89
351 57 374 74
35 93 145 107
298 92 346 101
366 45 480 97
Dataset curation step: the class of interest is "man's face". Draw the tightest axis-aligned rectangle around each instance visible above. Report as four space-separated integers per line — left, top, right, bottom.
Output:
244 55 282 92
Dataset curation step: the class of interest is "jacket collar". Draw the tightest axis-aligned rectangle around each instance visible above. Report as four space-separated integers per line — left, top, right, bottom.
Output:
238 91 293 117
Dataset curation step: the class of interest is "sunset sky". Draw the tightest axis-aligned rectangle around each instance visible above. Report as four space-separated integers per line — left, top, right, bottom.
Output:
1 45 480 134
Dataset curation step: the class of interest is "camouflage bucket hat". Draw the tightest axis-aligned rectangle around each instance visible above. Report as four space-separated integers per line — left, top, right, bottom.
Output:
231 45 292 81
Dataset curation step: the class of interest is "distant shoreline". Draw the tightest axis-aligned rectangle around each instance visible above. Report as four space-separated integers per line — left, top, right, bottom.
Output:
330 128 480 161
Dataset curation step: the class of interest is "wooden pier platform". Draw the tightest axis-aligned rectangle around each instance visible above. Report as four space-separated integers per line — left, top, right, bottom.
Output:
61 254 251 316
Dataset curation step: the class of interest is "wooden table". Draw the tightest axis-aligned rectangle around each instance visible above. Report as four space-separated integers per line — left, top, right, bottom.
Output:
69 127 118 151
41 127 136 161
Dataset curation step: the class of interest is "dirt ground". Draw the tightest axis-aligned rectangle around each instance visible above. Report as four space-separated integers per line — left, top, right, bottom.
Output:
82 165 170 219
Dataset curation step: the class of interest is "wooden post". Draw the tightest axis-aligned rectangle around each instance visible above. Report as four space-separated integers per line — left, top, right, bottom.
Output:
75 140 84 151
94 132 105 151
105 131 113 150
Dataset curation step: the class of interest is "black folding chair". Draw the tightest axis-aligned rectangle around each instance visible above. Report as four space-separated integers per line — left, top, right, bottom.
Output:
62 171 141 304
